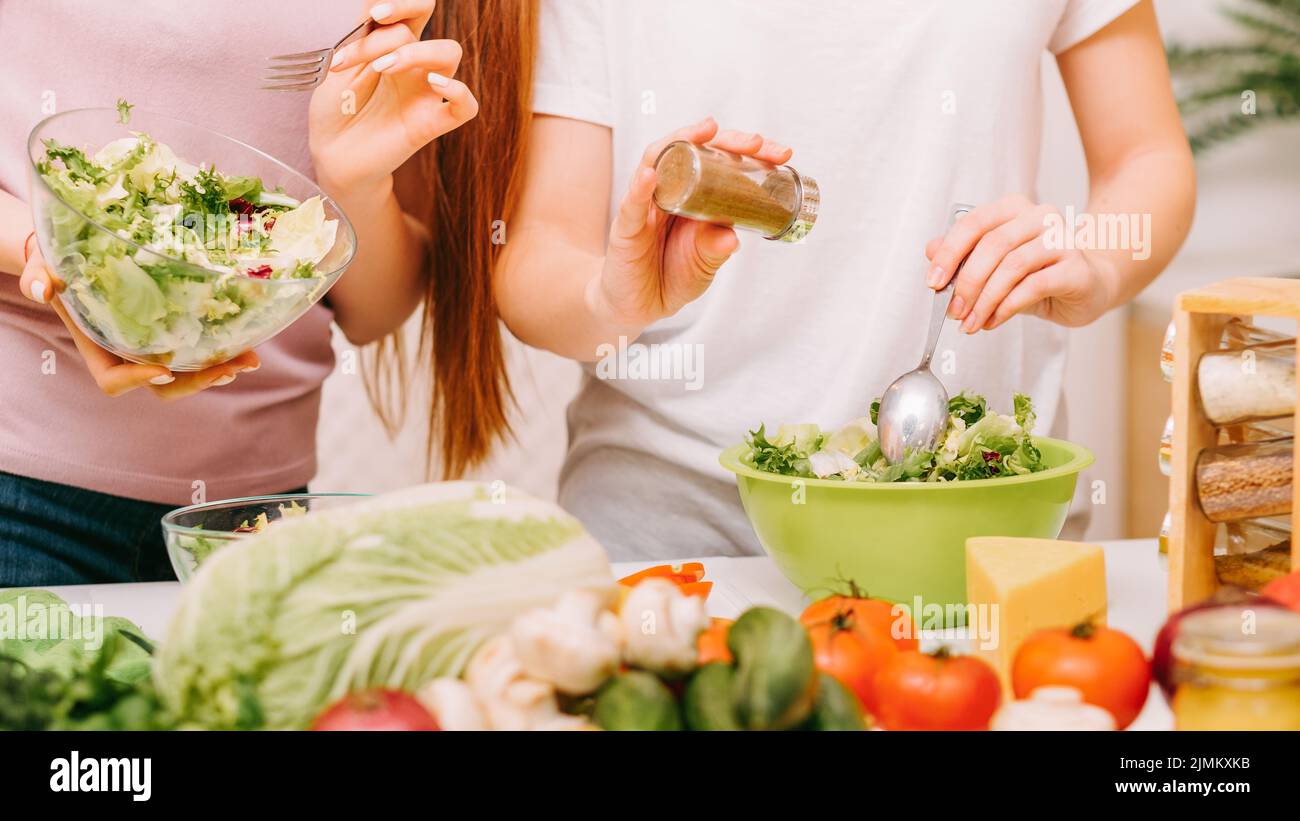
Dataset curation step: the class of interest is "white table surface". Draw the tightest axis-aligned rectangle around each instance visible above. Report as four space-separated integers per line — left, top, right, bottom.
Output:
39 538 1174 730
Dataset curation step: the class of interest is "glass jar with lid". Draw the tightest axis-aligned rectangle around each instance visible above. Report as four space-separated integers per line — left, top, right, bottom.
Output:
653 141 819 242
1195 437 1293 523
1172 605 1300 730
1197 337 1296 426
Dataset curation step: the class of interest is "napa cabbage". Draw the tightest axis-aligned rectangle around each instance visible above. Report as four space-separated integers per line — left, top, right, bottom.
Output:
153 482 615 730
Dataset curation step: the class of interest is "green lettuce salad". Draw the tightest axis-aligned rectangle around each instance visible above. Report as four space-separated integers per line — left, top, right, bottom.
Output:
746 392 1044 483
34 100 338 367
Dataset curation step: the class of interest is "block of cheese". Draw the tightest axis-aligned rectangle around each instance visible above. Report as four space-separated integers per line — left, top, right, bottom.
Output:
965 537 1107 692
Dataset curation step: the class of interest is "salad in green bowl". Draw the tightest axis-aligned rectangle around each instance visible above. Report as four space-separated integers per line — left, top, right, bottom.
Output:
746 392 1044 483
27 102 355 370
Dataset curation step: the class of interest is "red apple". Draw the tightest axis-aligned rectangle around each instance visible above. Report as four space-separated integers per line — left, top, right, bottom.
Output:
310 689 440 731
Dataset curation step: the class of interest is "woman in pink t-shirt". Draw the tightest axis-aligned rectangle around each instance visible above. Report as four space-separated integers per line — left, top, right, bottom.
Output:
0 1 518 585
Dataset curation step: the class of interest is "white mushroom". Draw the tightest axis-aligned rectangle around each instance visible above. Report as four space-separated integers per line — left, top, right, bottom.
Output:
510 589 623 695
463 634 561 731
532 714 600 732
417 677 487 731
619 578 709 675
990 686 1117 731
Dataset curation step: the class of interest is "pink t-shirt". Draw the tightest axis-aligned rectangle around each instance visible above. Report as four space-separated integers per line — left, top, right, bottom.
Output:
0 0 359 504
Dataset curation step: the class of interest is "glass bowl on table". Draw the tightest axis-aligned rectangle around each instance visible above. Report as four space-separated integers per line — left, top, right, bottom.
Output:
27 107 356 372
162 493 369 582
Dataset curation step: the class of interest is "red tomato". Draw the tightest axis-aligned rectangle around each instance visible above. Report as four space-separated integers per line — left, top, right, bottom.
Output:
697 617 734 665
807 613 900 716
800 584 918 652
1263 571 1300 613
310 690 440 731
873 649 1002 731
1012 622 1150 729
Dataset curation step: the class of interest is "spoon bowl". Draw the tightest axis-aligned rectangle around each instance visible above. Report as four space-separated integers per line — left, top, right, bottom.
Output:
877 367 950 463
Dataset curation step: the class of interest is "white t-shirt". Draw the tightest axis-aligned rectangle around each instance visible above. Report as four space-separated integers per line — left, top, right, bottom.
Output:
535 0 1138 560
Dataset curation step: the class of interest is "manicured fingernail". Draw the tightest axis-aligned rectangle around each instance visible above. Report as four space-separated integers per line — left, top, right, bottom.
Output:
371 52 398 72
928 266 947 288
330 49 346 69
948 295 966 319
211 375 236 387
961 313 978 333
369 3 394 21
241 364 260 373
29 279 46 303
149 374 175 386
427 71 450 88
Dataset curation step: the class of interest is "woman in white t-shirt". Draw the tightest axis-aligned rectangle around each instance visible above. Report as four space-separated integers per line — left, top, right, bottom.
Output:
496 0 1194 559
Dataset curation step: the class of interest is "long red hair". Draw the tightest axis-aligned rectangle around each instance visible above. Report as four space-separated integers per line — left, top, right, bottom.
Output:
370 0 538 478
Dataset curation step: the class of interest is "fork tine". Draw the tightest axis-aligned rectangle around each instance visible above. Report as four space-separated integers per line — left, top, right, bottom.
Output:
268 48 330 62
263 60 324 72
261 68 323 82
260 81 321 92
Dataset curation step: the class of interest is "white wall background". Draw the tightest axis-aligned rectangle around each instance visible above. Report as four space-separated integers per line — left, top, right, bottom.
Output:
316 0 1300 542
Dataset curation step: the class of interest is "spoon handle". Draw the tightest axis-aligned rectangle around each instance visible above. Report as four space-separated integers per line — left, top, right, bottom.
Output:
919 203 975 369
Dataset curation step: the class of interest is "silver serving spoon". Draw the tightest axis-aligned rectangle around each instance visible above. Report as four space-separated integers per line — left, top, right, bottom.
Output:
877 204 974 464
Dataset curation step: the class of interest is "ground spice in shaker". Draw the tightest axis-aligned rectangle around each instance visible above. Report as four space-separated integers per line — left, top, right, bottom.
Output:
653 141 819 242
1197 337 1295 425
1196 437 1293 522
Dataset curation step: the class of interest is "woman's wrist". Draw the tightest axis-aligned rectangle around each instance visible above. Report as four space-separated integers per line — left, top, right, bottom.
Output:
584 270 647 346
314 167 395 208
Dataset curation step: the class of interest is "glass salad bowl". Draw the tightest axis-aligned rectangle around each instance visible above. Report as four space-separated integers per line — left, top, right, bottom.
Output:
720 437 1094 627
162 493 369 582
27 107 356 371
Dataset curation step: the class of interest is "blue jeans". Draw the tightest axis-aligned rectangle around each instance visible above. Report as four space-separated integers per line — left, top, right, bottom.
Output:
0 471 304 587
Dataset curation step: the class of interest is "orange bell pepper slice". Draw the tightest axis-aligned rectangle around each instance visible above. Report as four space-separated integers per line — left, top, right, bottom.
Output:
617 562 705 587
617 563 710 601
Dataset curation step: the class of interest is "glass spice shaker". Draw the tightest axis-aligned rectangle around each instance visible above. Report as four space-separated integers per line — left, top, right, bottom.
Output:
1160 321 1175 383
1159 415 1174 477
653 141 820 242
1224 515 1291 556
1195 437 1293 523
1161 317 1289 385
1197 337 1296 426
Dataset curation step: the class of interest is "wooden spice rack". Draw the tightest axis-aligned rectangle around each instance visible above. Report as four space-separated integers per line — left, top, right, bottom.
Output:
1168 277 1300 612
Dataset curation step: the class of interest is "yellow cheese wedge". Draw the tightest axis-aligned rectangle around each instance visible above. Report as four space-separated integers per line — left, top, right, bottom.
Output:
965 537 1107 693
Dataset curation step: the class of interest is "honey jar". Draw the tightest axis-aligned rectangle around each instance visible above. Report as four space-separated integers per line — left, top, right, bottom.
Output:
1171 605 1300 730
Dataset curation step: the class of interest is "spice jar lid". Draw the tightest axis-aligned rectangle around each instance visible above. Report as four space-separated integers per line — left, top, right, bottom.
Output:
1173 605 1300 673
770 170 818 243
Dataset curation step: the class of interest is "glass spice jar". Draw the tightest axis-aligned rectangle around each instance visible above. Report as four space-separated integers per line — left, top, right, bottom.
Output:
1158 415 1174 477
1159 510 1172 556
1195 437 1293 523
1162 318 1289 387
1197 337 1296 426
653 141 819 242
1172 606 1300 731
1222 317 1291 348
1160 321 1175 383
1225 515 1291 556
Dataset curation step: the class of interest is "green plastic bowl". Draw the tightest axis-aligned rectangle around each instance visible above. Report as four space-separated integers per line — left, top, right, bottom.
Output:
720 437 1094 624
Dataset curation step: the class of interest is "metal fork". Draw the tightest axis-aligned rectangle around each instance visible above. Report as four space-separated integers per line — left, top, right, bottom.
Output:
261 19 375 92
